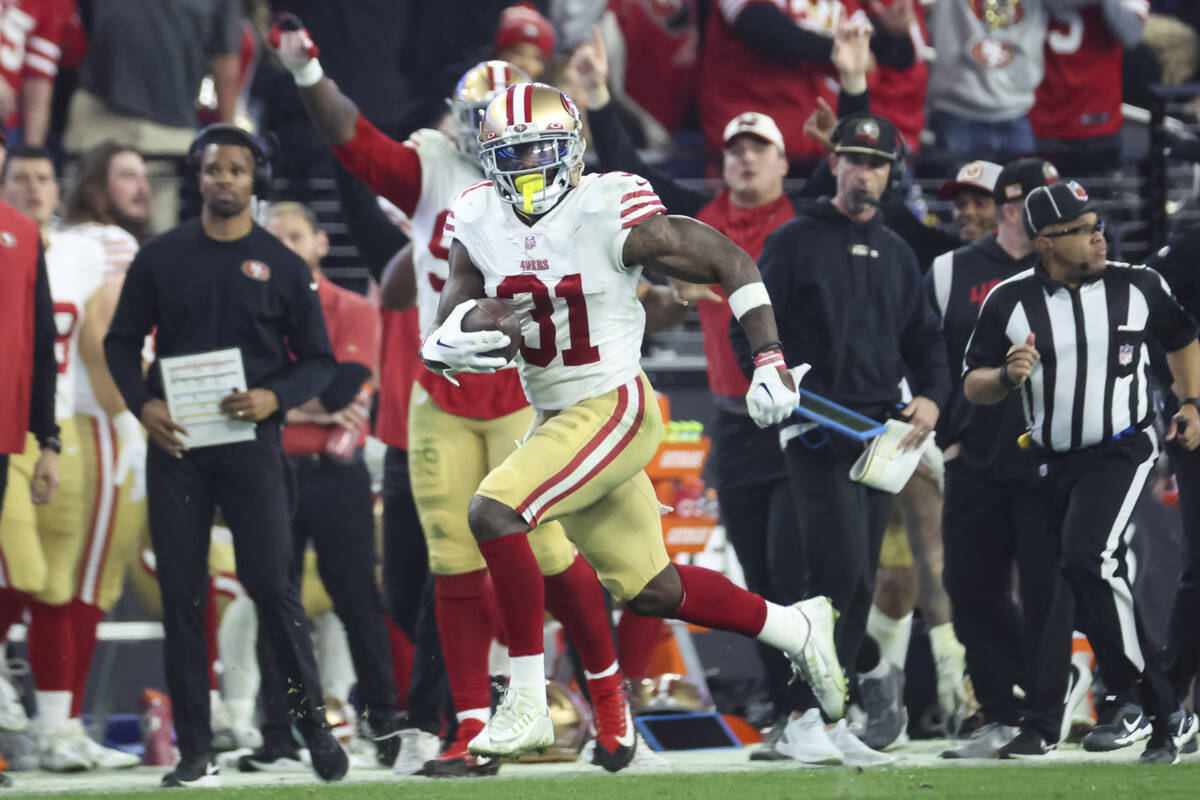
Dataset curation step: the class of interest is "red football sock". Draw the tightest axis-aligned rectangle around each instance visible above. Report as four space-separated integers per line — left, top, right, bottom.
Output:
0 588 29 640
205 582 219 690
543 555 616 675
435 570 497 715
477 533 544 657
27 602 74 691
616 611 664 681
671 564 767 638
386 616 413 710
68 600 105 717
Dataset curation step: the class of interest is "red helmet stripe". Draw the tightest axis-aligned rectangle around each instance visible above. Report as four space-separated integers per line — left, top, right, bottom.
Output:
523 85 533 123
506 85 516 126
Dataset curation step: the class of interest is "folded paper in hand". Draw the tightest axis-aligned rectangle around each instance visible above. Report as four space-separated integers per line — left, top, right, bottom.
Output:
848 419 931 494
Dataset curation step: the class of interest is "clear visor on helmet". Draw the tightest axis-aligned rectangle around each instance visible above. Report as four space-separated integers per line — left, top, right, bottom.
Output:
491 139 570 173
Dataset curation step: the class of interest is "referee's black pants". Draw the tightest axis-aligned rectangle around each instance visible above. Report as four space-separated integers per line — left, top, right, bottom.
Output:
381 445 449 734
942 459 1072 741
257 452 399 747
1040 431 1177 729
713 409 806 718
146 435 327 758
783 429 891 703
1165 441 1200 700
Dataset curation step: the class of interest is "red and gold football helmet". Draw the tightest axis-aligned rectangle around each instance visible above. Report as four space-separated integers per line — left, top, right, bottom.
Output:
449 60 531 158
478 82 586 215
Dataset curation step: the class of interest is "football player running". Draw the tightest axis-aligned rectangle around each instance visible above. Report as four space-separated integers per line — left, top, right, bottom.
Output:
270 16 639 775
426 81 846 760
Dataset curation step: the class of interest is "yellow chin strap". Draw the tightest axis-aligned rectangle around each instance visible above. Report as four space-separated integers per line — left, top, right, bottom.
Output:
514 174 545 214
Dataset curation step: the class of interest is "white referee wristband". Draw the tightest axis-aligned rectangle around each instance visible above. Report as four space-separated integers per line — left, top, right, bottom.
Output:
292 58 324 88
728 282 772 320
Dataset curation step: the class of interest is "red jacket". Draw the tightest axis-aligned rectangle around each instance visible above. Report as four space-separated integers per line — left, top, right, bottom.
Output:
0 199 44 452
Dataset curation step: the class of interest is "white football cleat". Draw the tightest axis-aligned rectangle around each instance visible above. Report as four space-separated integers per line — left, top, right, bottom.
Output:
786 597 847 720
775 709 843 766
828 719 895 766
34 721 93 772
63 719 139 769
0 660 29 732
393 729 441 776
468 688 554 757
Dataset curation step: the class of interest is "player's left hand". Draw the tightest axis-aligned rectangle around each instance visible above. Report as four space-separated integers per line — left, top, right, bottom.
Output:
31 449 59 505
746 350 803 429
1168 402 1200 451
899 396 938 451
220 389 280 423
112 409 148 504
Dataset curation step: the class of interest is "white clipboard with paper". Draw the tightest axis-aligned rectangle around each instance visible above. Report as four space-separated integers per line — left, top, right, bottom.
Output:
848 419 931 493
160 348 256 449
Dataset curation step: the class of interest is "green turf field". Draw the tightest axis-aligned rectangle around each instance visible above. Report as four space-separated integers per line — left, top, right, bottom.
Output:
7 763 1200 800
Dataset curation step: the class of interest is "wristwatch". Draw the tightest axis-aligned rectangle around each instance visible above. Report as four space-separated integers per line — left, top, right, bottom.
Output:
1184 398 1200 413
38 434 62 454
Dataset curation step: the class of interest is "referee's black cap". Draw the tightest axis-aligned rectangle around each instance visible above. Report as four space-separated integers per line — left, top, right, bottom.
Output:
993 157 1059 205
1024 180 1097 237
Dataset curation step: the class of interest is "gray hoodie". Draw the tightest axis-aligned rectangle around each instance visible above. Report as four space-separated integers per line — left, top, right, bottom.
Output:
927 0 1099 122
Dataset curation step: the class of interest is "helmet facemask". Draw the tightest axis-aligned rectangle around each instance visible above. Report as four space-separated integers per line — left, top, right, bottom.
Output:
481 132 585 215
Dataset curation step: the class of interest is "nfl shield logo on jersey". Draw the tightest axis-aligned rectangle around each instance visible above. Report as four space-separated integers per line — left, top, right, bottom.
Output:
1118 344 1134 366
525 234 537 252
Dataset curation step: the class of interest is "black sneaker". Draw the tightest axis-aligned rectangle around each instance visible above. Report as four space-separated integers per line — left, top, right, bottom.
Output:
304 729 349 782
236 742 305 773
1139 734 1180 765
1168 709 1198 753
365 715 402 769
997 728 1054 758
1082 702 1151 752
162 753 220 788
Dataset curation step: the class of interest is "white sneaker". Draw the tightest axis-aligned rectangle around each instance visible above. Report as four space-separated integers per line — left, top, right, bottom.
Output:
828 720 895 766
468 688 554 757
0 660 29 732
63 719 139 769
393 729 440 775
34 721 93 772
787 598 847 720
775 709 844 766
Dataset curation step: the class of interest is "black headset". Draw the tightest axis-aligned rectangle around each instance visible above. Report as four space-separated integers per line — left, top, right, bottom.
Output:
187 123 275 197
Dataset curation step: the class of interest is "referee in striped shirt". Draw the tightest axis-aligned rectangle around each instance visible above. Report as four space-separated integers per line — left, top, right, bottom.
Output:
963 179 1200 763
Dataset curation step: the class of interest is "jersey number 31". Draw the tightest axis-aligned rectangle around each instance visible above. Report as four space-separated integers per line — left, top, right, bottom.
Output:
497 274 600 368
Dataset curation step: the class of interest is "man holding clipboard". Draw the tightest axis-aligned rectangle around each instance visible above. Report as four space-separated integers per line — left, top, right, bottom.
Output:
104 125 344 787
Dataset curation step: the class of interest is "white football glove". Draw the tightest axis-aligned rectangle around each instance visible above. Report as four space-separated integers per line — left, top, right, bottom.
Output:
419 299 511 386
746 351 806 429
112 409 147 504
268 14 324 87
929 622 969 723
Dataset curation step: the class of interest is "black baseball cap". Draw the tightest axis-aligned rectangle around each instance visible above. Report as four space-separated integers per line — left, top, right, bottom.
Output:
832 113 899 162
1023 180 1097 237
993 157 1059 205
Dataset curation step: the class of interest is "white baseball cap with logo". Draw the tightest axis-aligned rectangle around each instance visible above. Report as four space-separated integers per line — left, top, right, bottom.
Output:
938 160 1003 200
722 111 785 153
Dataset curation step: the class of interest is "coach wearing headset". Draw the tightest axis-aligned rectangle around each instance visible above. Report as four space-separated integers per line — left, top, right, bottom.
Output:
104 125 345 788
731 112 948 757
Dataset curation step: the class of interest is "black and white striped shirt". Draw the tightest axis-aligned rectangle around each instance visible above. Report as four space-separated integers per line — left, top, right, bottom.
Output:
964 261 1198 453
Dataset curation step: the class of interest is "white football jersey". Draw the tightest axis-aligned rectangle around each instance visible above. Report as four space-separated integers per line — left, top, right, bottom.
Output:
45 229 107 421
70 221 138 274
448 172 666 410
404 128 489 334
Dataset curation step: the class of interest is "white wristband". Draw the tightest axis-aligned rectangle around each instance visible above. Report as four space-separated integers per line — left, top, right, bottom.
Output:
728 282 772 320
292 58 324 88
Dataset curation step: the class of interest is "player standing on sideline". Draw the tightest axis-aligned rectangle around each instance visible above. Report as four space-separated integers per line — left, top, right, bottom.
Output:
269 17 639 775
0 145 142 772
104 124 346 787
418 81 845 760
63 141 153 252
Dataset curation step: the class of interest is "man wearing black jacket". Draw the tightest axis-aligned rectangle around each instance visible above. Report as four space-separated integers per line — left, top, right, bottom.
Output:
732 113 949 755
104 126 345 787
928 157 1074 759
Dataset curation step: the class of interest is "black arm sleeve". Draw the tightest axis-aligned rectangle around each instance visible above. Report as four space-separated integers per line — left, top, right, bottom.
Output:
733 3 835 65
333 161 410 284
319 362 372 412
898 245 950 408
587 104 709 217
262 276 336 413
29 244 58 443
868 22 915 70
104 251 157 417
